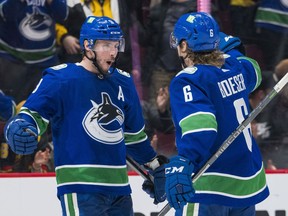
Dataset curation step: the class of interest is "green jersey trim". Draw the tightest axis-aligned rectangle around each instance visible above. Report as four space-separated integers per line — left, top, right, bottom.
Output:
255 8 288 28
124 126 148 145
0 39 56 64
180 112 217 136
20 108 49 136
194 164 267 198
237 56 262 92
56 165 129 187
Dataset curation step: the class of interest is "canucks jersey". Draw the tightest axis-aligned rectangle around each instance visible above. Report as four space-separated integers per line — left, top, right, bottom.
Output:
0 0 67 66
170 55 269 207
255 0 288 32
19 63 156 197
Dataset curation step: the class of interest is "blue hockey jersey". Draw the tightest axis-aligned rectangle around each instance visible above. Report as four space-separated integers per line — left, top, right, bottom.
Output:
0 0 67 66
19 63 156 197
255 0 288 32
170 54 269 207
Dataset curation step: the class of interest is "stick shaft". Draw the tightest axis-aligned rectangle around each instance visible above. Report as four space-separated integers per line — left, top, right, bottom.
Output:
157 72 288 216
126 155 154 183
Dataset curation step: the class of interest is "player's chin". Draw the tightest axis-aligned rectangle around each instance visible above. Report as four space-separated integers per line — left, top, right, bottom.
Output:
98 64 110 73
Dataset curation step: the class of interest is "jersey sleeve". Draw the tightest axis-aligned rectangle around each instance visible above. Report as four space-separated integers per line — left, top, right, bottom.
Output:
123 76 156 164
19 68 62 135
48 0 68 21
169 74 218 167
237 56 262 93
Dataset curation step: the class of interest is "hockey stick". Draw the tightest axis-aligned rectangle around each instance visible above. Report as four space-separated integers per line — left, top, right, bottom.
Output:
126 155 154 183
157 72 288 216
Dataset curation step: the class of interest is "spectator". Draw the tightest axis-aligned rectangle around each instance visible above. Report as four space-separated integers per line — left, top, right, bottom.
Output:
142 86 176 158
0 90 16 172
250 59 288 169
142 0 197 103
0 139 17 172
0 90 16 122
4 16 168 215
229 0 258 43
0 0 68 103
140 0 197 157
255 0 288 70
30 146 53 173
14 100 54 173
271 58 288 87
13 140 53 173
0 99 53 173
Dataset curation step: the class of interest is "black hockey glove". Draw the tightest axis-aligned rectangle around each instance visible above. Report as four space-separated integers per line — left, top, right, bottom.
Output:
142 155 169 204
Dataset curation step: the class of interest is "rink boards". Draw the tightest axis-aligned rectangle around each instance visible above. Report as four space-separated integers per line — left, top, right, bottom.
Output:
0 171 287 216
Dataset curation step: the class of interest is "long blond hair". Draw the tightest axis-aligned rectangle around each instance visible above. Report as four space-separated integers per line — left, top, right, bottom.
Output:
188 49 225 68
179 41 225 68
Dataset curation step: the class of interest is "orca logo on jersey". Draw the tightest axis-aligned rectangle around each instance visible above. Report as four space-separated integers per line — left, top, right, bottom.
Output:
19 7 52 41
82 93 125 144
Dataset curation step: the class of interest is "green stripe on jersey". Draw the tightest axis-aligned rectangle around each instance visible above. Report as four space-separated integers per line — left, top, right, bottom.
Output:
256 8 288 28
20 108 49 136
124 128 148 145
56 165 129 186
0 39 56 63
237 56 262 92
180 112 217 135
194 165 267 197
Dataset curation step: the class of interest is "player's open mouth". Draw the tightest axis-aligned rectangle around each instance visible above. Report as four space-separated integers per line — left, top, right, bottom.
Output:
106 60 114 66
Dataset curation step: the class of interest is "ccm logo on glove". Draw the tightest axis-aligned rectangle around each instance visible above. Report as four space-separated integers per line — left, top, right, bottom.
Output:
165 166 184 174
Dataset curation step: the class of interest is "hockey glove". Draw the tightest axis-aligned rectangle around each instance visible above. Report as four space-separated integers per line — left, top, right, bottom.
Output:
219 32 245 55
142 155 169 204
4 117 38 155
165 156 195 210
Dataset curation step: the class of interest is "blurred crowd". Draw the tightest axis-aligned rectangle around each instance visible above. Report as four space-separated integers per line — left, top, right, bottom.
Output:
0 0 288 173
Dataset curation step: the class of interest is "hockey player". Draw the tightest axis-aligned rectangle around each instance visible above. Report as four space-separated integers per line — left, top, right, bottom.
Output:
164 12 269 215
4 16 167 215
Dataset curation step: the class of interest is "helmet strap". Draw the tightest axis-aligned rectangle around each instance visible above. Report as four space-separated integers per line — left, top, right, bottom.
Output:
83 49 120 77
84 50 105 79
179 53 189 68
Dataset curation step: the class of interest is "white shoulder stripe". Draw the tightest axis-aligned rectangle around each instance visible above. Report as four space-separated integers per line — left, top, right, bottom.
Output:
176 66 198 77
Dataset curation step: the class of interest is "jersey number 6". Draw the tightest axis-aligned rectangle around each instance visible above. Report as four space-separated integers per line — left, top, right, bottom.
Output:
234 97 253 151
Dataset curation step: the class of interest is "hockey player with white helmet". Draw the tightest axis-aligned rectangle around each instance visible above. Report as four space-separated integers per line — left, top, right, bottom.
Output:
4 16 168 215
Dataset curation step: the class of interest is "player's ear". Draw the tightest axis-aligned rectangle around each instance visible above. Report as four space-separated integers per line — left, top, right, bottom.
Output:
179 41 188 53
83 40 91 52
